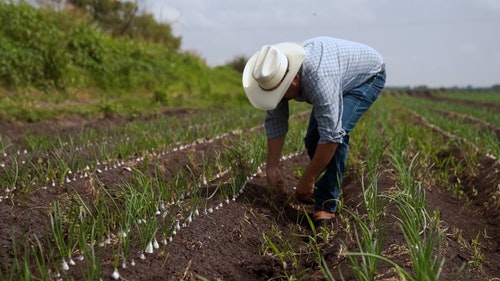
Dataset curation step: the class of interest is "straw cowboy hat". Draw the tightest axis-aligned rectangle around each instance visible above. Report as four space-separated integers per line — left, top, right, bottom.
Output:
242 42 306 110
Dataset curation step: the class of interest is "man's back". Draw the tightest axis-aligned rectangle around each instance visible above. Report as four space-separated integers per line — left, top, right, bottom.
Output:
301 36 385 93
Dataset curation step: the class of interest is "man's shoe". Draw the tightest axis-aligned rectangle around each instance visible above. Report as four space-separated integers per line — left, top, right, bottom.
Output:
295 190 314 205
313 210 336 223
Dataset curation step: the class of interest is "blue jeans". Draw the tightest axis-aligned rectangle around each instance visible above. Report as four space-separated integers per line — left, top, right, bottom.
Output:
304 70 386 213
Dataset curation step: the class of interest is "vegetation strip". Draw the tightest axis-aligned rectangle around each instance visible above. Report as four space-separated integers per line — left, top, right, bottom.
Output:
404 107 499 162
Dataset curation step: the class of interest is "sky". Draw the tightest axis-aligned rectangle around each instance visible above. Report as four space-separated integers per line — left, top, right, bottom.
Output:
139 0 500 88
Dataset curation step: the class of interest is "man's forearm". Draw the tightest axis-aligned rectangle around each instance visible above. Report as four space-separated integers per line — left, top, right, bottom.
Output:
267 136 286 168
303 142 338 182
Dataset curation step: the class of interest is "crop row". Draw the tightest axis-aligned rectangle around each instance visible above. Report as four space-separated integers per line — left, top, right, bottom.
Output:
1 91 498 280
0 105 310 280
388 92 499 157
0 104 311 200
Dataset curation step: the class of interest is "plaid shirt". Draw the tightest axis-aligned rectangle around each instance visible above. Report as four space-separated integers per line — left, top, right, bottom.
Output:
265 36 385 144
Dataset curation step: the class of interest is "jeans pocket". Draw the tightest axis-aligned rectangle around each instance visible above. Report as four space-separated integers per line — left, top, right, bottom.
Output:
370 72 386 101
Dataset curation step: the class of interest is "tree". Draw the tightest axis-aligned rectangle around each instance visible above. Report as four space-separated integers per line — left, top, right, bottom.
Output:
125 12 180 49
67 0 137 34
65 0 180 48
225 55 248 73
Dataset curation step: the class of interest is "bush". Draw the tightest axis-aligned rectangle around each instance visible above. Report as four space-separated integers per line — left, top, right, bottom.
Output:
0 3 69 90
0 2 245 121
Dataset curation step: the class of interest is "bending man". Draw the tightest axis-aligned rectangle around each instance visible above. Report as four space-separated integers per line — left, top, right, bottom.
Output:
242 36 386 223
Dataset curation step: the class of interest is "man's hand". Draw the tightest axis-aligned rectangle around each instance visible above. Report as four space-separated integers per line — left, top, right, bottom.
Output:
295 173 315 204
267 136 286 192
296 142 338 196
266 166 285 192
296 173 315 195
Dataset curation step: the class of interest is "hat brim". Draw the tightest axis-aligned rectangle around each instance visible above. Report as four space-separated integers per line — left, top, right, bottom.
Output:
243 42 306 110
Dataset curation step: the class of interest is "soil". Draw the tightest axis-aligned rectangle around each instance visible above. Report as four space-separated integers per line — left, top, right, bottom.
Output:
0 91 499 280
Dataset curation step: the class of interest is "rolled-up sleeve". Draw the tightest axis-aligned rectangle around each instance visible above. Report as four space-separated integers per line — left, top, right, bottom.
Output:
265 100 289 139
307 75 345 144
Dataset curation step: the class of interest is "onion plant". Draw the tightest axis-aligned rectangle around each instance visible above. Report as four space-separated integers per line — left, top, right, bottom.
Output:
50 201 72 271
261 224 305 279
469 232 485 269
303 213 339 280
2 232 57 281
80 235 102 281
32 236 51 281
0 153 19 196
222 146 248 200
91 186 115 248
386 139 448 280
344 177 389 280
